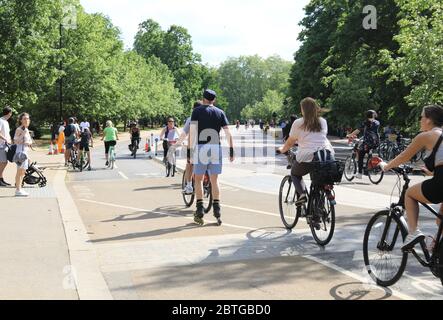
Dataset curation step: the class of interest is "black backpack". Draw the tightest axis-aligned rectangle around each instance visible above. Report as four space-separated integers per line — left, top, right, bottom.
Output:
6 144 17 163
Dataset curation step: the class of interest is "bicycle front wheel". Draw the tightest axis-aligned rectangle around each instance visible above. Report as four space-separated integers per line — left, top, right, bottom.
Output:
344 156 356 182
368 157 384 185
363 210 408 287
310 189 335 246
278 176 300 230
182 170 195 207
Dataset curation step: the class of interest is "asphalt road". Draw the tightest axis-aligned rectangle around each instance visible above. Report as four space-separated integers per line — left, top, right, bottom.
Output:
65 127 443 300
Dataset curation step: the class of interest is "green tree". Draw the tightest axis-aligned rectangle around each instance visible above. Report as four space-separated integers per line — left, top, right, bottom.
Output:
382 0 443 127
218 55 291 120
134 20 203 109
241 90 285 122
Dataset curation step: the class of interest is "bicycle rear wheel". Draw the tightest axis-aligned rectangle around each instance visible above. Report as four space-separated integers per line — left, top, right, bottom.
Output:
278 175 300 230
203 177 213 213
363 210 408 287
182 170 195 207
344 156 356 182
309 188 335 246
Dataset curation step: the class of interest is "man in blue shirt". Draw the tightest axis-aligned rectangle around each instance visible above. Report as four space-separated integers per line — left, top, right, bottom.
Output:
190 89 234 226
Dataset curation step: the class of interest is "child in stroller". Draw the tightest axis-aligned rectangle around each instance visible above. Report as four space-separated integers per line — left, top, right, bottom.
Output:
22 162 47 188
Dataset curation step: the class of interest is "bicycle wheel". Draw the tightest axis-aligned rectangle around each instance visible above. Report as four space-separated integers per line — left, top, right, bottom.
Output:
82 153 90 170
309 188 335 246
182 170 195 207
278 175 300 230
203 179 213 214
363 210 408 287
344 156 357 182
79 153 84 172
368 158 384 185
437 240 443 286
110 148 115 170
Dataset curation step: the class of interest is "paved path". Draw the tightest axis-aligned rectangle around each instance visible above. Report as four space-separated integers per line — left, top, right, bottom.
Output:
64 127 443 300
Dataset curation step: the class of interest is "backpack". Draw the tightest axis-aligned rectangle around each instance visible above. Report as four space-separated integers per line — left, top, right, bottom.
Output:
6 144 17 163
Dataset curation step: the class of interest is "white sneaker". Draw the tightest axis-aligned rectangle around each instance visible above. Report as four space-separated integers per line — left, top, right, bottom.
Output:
15 190 29 197
184 184 194 195
402 230 425 251
355 173 363 179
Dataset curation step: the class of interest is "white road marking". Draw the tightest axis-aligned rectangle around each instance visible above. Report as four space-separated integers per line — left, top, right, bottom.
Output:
221 204 280 218
118 171 129 180
79 199 257 231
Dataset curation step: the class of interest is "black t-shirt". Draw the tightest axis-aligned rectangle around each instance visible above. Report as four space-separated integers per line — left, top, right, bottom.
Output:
64 124 78 141
359 120 380 147
80 131 91 145
191 105 229 145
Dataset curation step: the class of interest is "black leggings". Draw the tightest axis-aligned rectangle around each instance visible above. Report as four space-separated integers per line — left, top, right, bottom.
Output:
104 141 116 154
291 161 314 195
358 144 373 174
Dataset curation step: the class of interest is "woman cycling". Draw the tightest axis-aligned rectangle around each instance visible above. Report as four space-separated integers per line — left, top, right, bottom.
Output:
101 120 119 166
160 118 180 163
347 110 380 179
381 105 443 250
278 97 334 206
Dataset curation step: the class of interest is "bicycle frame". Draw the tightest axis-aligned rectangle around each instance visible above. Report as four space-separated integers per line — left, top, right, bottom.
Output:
379 168 443 268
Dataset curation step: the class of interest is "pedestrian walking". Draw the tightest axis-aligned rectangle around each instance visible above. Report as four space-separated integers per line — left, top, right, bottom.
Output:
0 106 13 187
14 113 33 197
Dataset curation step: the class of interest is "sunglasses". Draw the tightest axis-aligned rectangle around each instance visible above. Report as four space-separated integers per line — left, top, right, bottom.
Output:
168 121 174 123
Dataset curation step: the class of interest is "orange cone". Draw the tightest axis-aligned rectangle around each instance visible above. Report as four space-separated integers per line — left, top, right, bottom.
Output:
145 139 150 152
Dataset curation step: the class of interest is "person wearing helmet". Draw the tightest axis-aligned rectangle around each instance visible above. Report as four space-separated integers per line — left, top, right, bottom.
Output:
64 117 80 167
129 121 141 156
347 110 381 179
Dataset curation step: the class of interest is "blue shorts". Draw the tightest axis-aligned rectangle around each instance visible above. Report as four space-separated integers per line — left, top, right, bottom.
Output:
193 144 223 176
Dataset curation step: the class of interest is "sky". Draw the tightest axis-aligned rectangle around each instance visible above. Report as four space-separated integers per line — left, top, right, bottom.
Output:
80 0 310 66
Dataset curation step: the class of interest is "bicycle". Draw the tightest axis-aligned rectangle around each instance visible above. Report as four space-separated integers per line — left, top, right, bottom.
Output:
363 165 443 287
278 148 341 246
344 138 384 185
164 139 177 177
68 142 85 171
78 146 90 172
129 138 140 159
182 168 213 214
108 144 116 170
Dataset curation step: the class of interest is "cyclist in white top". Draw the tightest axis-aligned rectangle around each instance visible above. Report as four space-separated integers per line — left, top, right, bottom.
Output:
278 98 334 205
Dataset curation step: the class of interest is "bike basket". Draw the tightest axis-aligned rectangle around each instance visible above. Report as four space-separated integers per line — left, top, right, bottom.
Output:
310 161 345 185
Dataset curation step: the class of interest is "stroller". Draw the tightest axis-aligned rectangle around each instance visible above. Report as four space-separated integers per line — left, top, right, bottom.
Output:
22 162 47 188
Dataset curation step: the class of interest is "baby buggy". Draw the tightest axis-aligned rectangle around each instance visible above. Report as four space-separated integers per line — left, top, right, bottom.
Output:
22 162 47 188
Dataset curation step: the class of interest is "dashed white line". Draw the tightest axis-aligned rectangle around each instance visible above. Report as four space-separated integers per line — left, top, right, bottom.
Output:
79 199 257 231
118 171 129 180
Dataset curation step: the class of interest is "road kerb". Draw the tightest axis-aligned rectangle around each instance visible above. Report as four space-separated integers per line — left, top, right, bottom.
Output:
54 169 113 300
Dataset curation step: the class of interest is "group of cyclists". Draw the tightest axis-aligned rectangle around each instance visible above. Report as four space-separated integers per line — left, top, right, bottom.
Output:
278 99 443 253
62 92 443 255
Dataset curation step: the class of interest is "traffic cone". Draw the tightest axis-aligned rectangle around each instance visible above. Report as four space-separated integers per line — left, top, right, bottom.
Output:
145 139 150 152
48 143 54 155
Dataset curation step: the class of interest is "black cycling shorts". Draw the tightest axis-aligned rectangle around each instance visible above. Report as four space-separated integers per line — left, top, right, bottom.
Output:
79 144 90 152
422 166 443 204
104 140 117 154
